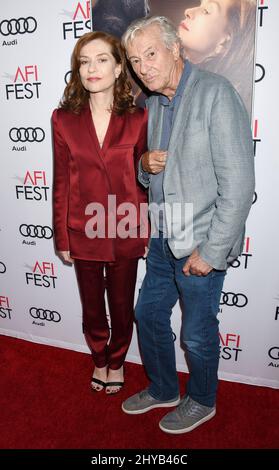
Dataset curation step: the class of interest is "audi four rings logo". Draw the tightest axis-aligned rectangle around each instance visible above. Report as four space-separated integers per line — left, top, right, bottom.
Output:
220 292 248 308
0 17 37 36
29 307 61 323
0 262 7 274
9 127 45 143
19 224 53 239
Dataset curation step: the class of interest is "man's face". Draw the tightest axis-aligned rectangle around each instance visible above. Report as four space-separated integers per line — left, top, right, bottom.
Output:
126 24 179 95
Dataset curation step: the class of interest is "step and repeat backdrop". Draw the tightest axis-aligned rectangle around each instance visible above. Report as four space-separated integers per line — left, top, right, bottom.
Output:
0 0 278 388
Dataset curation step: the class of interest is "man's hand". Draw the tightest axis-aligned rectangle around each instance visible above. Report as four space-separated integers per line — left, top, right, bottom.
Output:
59 251 74 264
141 150 167 174
183 249 213 277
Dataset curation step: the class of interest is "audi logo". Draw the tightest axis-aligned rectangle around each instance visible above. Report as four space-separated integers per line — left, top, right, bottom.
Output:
0 17 37 36
29 307 61 323
9 127 45 143
0 261 6 274
220 292 248 308
268 347 279 360
19 224 53 239
64 70 72 85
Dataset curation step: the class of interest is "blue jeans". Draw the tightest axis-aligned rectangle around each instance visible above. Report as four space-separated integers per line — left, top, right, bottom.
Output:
135 233 226 407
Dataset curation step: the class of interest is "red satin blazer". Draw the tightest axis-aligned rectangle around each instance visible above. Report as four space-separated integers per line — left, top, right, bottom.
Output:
52 104 148 261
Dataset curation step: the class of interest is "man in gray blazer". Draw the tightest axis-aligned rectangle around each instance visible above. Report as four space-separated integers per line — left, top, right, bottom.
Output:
121 16 255 434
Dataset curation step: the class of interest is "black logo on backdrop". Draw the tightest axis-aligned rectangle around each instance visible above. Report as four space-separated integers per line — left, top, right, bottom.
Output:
0 296 12 320
268 347 279 361
16 171 49 201
255 63 265 83
220 292 248 308
0 308 12 320
9 127 45 143
19 224 53 239
0 17 37 36
62 3 91 40
6 65 41 100
29 307 61 323
219 333 242 362
258 4 268 27
230 254 252 270
25 261 57 288
0 262 7 273
64 70 72 85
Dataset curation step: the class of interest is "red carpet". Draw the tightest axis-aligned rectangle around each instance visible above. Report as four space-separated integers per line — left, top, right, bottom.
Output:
0 335 278 449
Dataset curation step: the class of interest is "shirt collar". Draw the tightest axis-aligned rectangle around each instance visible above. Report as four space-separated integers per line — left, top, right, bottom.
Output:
159 60 192 106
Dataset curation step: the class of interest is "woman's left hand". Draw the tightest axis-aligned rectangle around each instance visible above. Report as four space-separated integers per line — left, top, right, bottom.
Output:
143 246 149 259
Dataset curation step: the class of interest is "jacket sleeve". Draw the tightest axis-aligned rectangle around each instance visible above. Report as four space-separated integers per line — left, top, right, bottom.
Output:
137 104 151 188
134 108 148 194
134 108 150 241
52 109 70 251
198 82 255 270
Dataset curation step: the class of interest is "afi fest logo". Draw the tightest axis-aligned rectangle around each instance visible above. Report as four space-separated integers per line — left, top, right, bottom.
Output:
5 65 41 100
9 126 45 152
253 119 261 157
62 1 91 39
230 237 252 270
25 262 57 288
258 0 268 28
15 171 49 201
219 333 242 362
0 16 37 47
0 296 12 320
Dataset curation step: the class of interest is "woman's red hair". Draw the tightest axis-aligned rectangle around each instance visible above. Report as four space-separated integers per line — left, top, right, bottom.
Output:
60 31 135 114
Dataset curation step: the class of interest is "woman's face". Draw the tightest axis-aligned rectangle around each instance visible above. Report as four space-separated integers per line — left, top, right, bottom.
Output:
178 0 233 63
79 39 121 95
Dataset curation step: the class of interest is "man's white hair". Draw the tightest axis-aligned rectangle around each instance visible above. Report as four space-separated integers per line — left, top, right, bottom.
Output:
122 15 181 52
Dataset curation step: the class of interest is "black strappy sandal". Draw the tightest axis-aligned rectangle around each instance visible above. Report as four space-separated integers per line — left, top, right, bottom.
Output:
91 377 106 392
105 381 124 395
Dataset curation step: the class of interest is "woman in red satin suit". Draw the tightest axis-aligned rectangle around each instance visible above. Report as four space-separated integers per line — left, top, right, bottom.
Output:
52 31 148 394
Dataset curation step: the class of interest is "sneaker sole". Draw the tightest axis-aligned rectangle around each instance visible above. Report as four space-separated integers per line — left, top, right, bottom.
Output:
122 397 180 415
159 409 216 434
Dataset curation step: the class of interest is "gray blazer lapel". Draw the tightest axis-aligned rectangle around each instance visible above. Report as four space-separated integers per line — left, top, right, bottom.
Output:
167 67 199 167
147 96 164 150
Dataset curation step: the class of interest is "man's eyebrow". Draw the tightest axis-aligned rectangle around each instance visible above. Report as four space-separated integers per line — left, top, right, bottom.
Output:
129 46 154 59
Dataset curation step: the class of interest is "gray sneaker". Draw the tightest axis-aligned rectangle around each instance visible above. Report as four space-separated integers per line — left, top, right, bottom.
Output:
159 396 216 434
122 389 180 415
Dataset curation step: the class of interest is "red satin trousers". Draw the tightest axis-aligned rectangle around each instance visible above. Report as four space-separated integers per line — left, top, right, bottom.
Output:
75 258 138 369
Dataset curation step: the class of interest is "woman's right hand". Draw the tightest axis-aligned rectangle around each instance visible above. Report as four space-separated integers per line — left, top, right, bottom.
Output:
59 251 74 264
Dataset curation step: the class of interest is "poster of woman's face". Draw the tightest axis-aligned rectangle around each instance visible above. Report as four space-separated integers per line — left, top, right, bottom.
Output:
92 0 258 115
